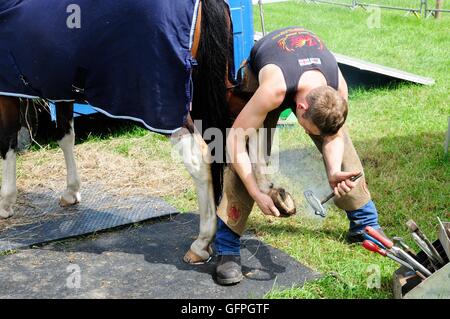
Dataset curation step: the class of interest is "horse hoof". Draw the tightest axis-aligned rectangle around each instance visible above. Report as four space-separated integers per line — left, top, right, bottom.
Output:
59 192 81 207
183 249 212 265
0 207 14 219
268 187 296 217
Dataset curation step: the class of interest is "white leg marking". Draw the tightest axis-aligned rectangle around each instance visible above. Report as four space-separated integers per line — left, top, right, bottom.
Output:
172 131 216 261
0 149 17 218
249 129 272 193
58 120 81 206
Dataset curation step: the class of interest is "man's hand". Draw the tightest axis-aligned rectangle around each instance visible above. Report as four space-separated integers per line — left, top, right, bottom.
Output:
253 191 280 217
329 171 361 199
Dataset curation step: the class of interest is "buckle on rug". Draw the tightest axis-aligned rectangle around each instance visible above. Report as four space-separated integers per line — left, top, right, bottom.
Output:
72 66 88 101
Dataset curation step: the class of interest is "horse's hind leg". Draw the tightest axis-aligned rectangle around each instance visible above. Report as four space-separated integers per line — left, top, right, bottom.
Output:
171 123 216 264
55 102 81 206
0 97 21 218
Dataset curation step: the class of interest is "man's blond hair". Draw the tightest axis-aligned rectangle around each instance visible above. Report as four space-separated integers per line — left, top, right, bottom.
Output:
304 86 348 136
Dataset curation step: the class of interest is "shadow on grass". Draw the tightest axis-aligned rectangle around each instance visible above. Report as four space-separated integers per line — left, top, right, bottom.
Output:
256 130 449 242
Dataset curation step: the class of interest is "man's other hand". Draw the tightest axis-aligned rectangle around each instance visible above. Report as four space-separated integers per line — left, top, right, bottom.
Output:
253 191 281 217
329 171 360 199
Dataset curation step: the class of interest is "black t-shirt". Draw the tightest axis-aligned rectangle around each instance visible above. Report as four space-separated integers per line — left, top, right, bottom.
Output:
249 27 339 111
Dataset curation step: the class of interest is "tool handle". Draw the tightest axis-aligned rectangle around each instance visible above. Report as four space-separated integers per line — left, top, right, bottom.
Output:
362 240 387 256
350 172 363 182
320 173 364 205
365 226 393 249
362 233 387 250
321 192 335 205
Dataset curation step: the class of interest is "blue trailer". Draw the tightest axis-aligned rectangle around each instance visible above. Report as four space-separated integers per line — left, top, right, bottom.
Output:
50 0 255 121
229 0 255 73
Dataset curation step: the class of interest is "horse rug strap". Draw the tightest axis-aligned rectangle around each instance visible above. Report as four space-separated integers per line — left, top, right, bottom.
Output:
0 0 202 134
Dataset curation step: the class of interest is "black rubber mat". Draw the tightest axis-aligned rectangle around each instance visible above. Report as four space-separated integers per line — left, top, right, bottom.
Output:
0 185 178 252
0 213 320 299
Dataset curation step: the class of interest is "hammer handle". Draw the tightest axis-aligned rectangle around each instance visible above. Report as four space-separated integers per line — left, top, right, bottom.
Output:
321 173 363 204
321 192 335 205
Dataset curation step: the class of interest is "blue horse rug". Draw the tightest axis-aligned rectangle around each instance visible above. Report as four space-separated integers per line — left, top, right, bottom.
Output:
0 0 201 134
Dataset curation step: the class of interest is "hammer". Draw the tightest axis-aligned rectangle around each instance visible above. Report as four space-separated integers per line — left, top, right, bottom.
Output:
304 172 363 217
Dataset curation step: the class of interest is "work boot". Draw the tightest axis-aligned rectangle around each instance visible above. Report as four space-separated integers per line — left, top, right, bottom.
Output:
215 255 243 285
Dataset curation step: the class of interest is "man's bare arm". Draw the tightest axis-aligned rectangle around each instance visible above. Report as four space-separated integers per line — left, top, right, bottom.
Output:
322 68 358 197
337 68 348 102
227 65 286 215
323 130 345 179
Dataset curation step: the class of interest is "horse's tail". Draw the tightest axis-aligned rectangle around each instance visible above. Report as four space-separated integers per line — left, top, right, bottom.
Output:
191 0 235 205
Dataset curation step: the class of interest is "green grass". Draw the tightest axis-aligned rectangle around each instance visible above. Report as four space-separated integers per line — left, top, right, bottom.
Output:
248 1 449 298
0 249 17 257
4 2 449 297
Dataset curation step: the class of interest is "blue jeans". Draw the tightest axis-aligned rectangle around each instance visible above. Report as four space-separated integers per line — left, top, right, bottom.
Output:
215 218 241 256
346 200 381 234
215 200 381 254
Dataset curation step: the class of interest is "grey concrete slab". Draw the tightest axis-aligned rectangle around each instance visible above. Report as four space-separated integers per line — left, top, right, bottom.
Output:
334 53 435 88
0 185 178 252
0 213 320 299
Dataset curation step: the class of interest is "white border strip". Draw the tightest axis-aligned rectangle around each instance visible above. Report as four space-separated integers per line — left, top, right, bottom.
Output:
90 107 181 135
0 91 40 99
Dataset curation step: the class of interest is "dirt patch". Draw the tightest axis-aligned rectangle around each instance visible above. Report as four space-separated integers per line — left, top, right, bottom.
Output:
17 141 193 197
0 139 193 231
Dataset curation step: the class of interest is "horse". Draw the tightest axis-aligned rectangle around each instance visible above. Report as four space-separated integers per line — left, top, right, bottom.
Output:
0 0 292 265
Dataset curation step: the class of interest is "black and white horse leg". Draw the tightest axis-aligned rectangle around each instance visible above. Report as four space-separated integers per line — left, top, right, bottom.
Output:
55 102 81 206
249 120 296 216
0 97 21 218
171 124 216 264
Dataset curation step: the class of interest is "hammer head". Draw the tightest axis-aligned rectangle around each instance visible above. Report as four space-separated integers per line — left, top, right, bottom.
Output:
304 190 326 217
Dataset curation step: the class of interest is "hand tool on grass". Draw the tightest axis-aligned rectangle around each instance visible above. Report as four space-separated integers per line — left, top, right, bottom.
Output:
365 226 432 277
362 240 416 272
304 172 363 218
362 239 426 281
406 219 445 266
362 233 387 250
